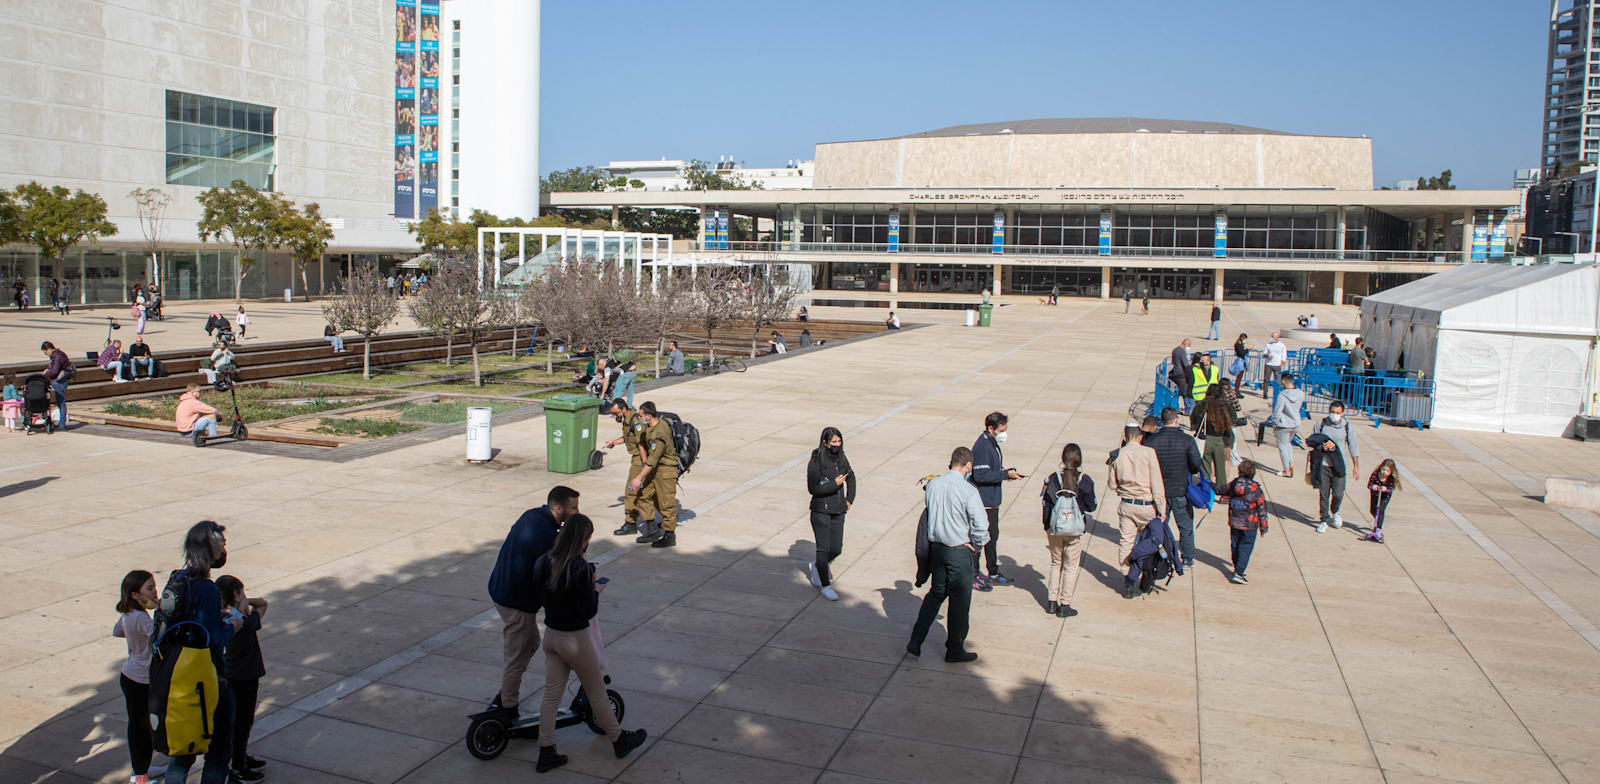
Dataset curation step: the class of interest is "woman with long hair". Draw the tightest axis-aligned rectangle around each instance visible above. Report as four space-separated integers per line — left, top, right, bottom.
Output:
1231 333 1252 391
531 514 646 772
113 569 158 784
1039 444 1095 618
805 426 855 601
1199 391 1234 488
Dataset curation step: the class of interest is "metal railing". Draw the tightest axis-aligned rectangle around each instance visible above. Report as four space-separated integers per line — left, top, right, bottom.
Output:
696 241 1456 264
1151 347 1435 428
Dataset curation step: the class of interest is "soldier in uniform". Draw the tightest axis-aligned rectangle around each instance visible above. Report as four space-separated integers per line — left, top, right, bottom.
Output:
630 401 679 549
603 399 648 536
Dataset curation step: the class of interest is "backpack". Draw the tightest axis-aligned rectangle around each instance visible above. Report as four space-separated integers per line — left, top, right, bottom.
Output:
658 412 700 475
149 570 221 757
1045 472 1086 537
1137 549 1175 594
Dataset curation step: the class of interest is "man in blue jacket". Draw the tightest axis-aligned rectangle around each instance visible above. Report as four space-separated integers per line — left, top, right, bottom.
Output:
486 485 579 716
970 412 1024 588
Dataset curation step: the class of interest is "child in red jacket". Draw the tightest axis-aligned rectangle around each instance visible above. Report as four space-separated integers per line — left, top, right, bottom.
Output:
1218 460 1268 584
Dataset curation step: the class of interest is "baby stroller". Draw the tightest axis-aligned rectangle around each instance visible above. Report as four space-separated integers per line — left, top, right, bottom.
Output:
204 313 237 346
22 374 54 435
147 290 164 321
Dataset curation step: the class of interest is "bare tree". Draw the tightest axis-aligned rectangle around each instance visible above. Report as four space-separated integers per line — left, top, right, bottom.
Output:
524 258 587 375
417 256 513 386
682 265 749 362
745 265 797 358
407 270 456 365
129 187 171 287
322 263 399 380
641 266 688 378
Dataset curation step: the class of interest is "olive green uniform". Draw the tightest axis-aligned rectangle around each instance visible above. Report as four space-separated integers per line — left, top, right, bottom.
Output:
636 417 680 533
620 411 645 526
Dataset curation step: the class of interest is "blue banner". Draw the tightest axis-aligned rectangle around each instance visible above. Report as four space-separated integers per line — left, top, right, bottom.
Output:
992 210 1004 254
1098 212 1111 256
703 211 716 247
888 209 899 252
1471 221 1488 261
1489 212 1507 258
416 0 438 217
715 210 729 249
394 0 418 218
1214 212 1227 258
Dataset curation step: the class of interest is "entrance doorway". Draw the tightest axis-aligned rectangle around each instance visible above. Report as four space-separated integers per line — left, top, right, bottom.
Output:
910 265 992 293
1111 270 1214 299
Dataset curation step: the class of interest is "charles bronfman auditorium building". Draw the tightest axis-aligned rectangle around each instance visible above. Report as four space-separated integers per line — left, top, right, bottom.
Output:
547 118 1521 303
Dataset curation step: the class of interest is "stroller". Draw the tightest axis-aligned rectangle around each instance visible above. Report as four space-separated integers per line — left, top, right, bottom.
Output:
147 290 164 321
22 374 54 435
204 313 237 346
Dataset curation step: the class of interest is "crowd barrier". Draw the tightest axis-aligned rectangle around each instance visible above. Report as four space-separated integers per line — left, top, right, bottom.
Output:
1152 346 1435 428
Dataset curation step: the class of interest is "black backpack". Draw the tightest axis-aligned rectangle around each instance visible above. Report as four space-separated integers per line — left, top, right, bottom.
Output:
1136 550 1175 595
658 412 700 475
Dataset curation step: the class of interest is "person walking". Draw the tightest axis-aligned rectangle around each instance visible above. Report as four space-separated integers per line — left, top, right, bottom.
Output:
40 340 73 428
215 575 268 782
1207 303 1222 341
631 402 680 548
58 281 70 314
1230 333 1252 392
48 278 59 313
1311 400 1359 529
134 286 148 335
1198 393 1233 489
1217 460 1268 584
1168 339 1193 413
1267 372 1305 477
485 486 579 717
907 446 988 663
604 400 648 536
1142 408 1203 567
1123 287 1132 313
1108 418 1166 570
1188 352 1220 431
113 569 158 784
1049 283 1060 305
1262 331 1287 400
806 427 855 602
235 306 249 339
158 521 243 784
970 412 1024 589
529 514 648 772
1040 443 1095 618
1141 291 1150 315
1305 432 1347 534
1364 459 1401 543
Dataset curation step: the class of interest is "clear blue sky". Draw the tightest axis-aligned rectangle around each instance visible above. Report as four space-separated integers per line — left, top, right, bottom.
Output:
541 0 1545 190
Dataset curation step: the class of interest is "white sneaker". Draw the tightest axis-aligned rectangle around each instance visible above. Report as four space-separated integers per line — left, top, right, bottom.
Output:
1333 513 1343 529
1316 522 1328 533
807 562 821 589
820 585 839 601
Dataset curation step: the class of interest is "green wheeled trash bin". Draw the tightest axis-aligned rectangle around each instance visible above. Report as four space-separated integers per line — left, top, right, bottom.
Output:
978 303 993 327
543 394 601 474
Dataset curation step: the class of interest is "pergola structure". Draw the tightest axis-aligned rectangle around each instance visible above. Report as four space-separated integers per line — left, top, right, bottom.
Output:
474 226 675 289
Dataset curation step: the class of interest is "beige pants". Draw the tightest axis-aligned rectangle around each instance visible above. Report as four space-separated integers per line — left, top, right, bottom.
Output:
496 604 542 707
1117 500 1154 567
1045 534 1085 605
540 626 621 746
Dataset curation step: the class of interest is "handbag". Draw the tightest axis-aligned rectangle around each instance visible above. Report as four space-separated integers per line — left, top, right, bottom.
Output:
1227 357 1246 376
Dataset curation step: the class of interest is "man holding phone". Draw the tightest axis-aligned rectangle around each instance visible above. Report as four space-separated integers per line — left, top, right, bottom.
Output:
970 412 1024 589
907 446 989 663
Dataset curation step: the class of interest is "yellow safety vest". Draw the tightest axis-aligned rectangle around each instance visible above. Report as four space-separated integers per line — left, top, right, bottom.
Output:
1191 364 1220 401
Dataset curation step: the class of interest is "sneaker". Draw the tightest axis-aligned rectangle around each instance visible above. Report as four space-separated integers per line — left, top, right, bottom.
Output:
230 768 264 782
612 729 647 759
1230 573 1247 584
1316 522 1328 533
1056 605 1078 618
972 575 993 592
246 757 267 771
635 531 661 544
807 561 822 589
944 650 978 663
987 573 1013 586
1333 513 1343 529
905 640 921 657
1372 529 1384 544
820 585 839 601
131 776 154 784
193 431 206 448
1046 601 1059 614
1182 558 1194 568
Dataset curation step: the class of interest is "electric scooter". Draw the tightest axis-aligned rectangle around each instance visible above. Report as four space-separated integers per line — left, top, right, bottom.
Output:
465 675 624 761
205 373 249 442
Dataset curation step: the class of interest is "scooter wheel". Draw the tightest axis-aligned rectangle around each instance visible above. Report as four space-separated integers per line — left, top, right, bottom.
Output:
582 689 625 735
233 422 248 441
466 716 511 760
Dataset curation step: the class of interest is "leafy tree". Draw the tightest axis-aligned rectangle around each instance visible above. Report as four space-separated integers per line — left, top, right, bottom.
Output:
128 187 172 286
410 208 477 252
323 263 400 380
540 165 643 193
9 182 118 263
196 180 286 301
680 160 762 191
278 202 334 301
1415 169 1455 191
0 190 21 247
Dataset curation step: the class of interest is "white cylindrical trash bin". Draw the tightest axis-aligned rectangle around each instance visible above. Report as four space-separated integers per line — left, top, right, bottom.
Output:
283 288 293 302
965 309 976 327
466 406 493 462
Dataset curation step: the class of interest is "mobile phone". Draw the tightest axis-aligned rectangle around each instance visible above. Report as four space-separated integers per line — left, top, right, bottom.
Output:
595 577 609 585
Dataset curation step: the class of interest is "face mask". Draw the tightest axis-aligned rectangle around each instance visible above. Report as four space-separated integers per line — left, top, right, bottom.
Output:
212 551 227 569
826 444 841 456
995 431 1008 444
138 597 157 610
1329 414 1343 424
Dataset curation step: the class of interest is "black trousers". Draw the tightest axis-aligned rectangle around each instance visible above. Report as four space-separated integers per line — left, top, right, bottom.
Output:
910 542 975 656
809 511 845 587
120 674 153 776
982 507 1001 575
229 677 259 771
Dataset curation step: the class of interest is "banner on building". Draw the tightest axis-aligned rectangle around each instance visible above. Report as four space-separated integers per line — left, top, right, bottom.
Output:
1098 211 1112 256
703 210 716 248
1471 212 1488 261
417 1 440 217
888 208 899 253
992 210 1004 254
393 0 418 218
715 210 729 249
1214 212 1227 258
1489 210 1507 258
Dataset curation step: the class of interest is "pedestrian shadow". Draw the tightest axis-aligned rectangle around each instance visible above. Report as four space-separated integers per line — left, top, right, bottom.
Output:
0 476 57 498
995 555 1048 609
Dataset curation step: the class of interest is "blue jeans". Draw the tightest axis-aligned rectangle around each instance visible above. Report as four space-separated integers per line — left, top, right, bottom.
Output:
324 335 345 352
1230 528 1257 575
164 678 233 784
130 357 154 378
1207 320 1220 340
189 415 218 438
614 371 637 407
1165 495 1194 563
49 380 67 424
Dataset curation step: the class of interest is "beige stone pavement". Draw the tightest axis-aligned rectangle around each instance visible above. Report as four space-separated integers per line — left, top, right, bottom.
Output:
3 296 1599 784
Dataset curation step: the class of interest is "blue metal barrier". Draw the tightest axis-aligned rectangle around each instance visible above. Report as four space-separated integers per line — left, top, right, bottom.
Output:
1155 347 1435 429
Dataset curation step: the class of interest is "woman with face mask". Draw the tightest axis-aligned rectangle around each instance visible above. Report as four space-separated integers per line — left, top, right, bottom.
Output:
114 569 160 784
805 426 855 601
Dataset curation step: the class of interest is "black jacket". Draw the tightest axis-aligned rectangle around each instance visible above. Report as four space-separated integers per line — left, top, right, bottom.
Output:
806 447 856 514
1168 345 1190 383
1040 471 1097 529
1210 306 1221 322
531 554 597 632
1306 433 1346 479
1142 426 1203 498
969 432 1007 507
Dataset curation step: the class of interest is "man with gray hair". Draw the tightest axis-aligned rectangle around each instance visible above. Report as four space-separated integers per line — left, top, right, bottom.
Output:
907 446 989 664
157 521 244 784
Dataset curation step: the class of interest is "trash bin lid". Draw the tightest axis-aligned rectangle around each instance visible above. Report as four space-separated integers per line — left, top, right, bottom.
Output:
543 394 602 412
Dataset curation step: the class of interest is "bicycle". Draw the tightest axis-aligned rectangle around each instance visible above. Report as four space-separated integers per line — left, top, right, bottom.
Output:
694 356 747 375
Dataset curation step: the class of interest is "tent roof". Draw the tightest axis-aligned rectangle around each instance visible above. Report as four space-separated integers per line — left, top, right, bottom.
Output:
1361 263 1598 336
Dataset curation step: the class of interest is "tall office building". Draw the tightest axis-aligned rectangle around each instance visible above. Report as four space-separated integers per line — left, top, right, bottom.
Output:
437 0 541 220
1544 1 1600 177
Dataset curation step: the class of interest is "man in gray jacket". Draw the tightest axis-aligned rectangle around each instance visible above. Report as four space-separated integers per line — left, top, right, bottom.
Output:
1311 400 1359 530
908 446 989 664
1269 372 1306 478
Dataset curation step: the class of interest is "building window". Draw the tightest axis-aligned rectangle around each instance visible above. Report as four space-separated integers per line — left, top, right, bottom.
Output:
451 169 459 180
452 74 460 85
164 90 275 190
452 19 460 29
452 108 459 119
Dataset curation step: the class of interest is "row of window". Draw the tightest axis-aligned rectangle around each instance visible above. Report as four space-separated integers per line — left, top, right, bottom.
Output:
164 90 277 190
165 90 274 135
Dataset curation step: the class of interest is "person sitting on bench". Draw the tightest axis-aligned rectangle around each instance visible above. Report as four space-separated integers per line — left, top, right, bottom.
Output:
97 340 128 383
200 341 238 385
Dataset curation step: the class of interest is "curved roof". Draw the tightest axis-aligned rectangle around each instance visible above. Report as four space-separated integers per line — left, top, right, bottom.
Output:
892 118 1303 139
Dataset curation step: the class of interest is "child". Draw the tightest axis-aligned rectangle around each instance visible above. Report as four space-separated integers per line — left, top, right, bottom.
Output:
1217 460 1268 584
2 374 20 432
235 306 250 339
1365 459 1401 543
113 569 158 784
215 575 269 782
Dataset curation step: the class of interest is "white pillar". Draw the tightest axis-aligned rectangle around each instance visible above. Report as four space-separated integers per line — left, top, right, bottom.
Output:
1333 270 1345 305
1214 269 1224 302
1100 265 1111 299
493 231 502 287
1334 208 1347 258
889 260 899 294
611 205 620 228
992 262 1003 295
518 232 526 271
1461 208 1473 263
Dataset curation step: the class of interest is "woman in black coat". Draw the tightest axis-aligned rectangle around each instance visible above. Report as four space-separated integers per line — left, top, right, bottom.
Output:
805 426 855 601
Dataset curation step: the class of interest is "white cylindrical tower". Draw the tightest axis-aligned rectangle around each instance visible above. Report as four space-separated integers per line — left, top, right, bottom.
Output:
452 0 540 219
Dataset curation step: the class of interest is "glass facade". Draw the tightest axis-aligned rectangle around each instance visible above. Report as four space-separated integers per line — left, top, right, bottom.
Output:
165 90 277 190
1006 265 1101 296
0 248 395 306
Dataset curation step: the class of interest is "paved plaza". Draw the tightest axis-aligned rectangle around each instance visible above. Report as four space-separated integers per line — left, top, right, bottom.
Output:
2 296 1599 784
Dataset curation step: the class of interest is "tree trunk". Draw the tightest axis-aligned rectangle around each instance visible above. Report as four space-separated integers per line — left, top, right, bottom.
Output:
297 262 311 302
511 323 518 359
233 251 243 302
655 335 664 379
472 342 482 386
362 335 372 379
546 340 553 374
445 330 454 365
750 330 758 359
706 328 716 362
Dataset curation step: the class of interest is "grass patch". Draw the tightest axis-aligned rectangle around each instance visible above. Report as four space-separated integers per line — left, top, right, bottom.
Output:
296 371 422 388
384 399 527 424
308 417 424 438
101 384 386 423
398 380 559 396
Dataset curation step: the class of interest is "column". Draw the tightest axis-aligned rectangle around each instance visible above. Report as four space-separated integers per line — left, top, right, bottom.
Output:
889 260 899 294
1460 208 1473 263
1214 269 1224 302
610 205 620 229
1334 207 1347 258
992 262 1003 295
1100 265 1111 299
1332 270 1345 305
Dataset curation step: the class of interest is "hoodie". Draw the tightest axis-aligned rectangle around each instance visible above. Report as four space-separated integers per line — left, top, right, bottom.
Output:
174 389 218 432
806 446 856 514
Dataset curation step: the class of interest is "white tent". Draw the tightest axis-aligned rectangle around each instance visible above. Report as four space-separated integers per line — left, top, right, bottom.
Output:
1360 263 1598 437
